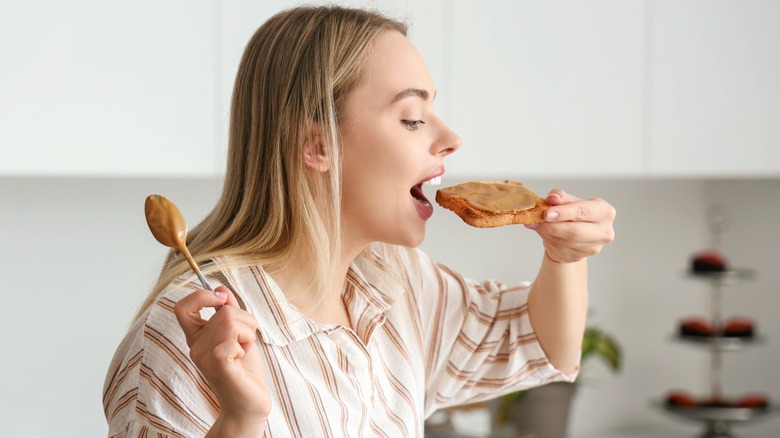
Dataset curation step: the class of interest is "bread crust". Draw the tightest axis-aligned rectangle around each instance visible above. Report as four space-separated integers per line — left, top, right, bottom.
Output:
435 180 548 228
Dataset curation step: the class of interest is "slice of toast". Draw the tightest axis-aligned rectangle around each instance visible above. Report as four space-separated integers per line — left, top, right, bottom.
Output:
435 180 548 228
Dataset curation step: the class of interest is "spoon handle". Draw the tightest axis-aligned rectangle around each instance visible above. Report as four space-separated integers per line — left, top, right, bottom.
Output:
194 269 213 291
181 247 213 291
182 247 222 310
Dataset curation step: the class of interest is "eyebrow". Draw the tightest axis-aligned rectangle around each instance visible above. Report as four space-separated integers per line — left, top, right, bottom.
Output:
391 88 433 103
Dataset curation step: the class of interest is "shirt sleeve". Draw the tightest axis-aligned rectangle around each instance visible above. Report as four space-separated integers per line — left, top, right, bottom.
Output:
414 250 578 416
103 282 220 438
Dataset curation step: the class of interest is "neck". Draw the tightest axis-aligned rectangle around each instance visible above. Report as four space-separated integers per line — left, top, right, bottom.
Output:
270 238 368 327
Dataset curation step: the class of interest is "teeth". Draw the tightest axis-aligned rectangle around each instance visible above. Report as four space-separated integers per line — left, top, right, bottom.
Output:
424 176 442 186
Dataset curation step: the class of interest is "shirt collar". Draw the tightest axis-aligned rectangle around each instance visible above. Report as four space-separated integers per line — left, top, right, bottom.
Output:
216 251 398 347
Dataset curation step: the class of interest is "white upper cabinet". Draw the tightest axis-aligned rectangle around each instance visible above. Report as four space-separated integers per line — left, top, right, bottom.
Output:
403 1 449 122
215 0 294 178
649 0 780 176
216 0 437 177
4 1 776 178
0 1 218 177
445 1 646 179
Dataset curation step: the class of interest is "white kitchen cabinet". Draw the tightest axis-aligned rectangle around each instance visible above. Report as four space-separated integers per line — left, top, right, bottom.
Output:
216 0 444 172
649 0 780 176
6 1 776 178
445 1 646 179
215 0 293 177
403 0 450 122
0 1 217 177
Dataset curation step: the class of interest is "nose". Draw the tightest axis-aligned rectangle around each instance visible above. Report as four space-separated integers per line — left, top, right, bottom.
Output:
432 118 461 157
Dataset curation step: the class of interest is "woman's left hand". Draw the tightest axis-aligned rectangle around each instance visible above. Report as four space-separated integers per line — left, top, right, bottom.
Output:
525 189 616 264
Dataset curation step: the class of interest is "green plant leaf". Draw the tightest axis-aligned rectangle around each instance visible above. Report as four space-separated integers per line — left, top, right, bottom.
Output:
595 334 621 371
581 327 621 372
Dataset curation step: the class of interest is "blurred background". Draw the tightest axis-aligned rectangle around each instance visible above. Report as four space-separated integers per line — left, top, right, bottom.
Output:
1 1 779 436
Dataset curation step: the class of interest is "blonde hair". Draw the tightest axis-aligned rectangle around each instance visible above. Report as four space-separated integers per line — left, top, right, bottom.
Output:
136 6 407 319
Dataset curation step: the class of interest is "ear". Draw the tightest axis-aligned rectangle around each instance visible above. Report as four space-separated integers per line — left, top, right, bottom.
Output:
303 125 329 172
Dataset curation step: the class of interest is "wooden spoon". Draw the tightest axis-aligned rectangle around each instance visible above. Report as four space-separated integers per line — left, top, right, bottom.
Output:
144 194 213 291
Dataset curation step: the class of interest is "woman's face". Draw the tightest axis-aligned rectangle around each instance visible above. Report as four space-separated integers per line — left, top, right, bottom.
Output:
339 30 461 249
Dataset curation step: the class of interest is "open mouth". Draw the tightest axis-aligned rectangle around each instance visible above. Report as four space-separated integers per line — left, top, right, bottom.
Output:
410 172 442 206
409 170 443 220
410 183 431 207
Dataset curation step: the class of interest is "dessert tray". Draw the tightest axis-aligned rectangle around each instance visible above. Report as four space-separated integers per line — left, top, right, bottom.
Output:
661 403 774 423
657 238 773 437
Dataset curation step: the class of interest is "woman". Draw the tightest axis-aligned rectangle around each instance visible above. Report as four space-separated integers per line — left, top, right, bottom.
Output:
103 5 615 437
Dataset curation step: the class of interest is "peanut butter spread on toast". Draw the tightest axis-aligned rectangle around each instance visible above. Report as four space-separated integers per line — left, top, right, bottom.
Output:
437 181 537 213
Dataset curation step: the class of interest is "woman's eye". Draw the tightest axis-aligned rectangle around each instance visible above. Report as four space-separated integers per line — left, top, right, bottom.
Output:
401 119 426 131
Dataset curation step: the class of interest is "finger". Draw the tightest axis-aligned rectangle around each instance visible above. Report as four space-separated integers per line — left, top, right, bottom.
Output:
212 313 258 347
194 340 248 383
544 189 581 207
188 308 258 362
545 245 598 263
174 289 229 339
545 198 615 224
213 317 259 350
210 338 265 389
208 303 259 334
213 339 248 364
537 221 615 245
539 237 599 260
216 285 242 309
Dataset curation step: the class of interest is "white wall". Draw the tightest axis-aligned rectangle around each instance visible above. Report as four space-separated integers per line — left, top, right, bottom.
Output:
1 176 779 436
0 177 221 435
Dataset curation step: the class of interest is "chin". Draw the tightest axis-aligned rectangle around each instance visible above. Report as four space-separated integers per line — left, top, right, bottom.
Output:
403 236 425 248
377 227 425 249
397 226 427 248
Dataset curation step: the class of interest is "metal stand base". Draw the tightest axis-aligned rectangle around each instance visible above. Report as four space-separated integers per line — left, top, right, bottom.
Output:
700 420 734 438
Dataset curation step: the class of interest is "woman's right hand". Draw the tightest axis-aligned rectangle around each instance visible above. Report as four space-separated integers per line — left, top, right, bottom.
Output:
174 286 271 437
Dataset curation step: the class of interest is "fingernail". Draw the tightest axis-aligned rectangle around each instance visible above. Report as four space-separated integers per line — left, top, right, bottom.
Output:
215 291 226 300
525 223 540 229
545 210 559 221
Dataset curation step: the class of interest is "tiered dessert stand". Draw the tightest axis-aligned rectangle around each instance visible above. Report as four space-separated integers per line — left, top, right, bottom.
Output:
660 209 774 437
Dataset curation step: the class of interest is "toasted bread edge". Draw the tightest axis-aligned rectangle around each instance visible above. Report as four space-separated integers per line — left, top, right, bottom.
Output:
435 181 548 228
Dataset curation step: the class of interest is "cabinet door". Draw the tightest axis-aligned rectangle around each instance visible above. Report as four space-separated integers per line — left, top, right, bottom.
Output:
217 0 424 176
0 1 217 177
404 0 449 122
650 0 780 176
446 1 645 178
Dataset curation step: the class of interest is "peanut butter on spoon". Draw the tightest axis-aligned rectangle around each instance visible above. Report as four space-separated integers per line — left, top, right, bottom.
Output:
144 194 213 291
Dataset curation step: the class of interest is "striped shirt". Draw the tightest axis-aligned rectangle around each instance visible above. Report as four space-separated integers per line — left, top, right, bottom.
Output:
103 245 576 437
